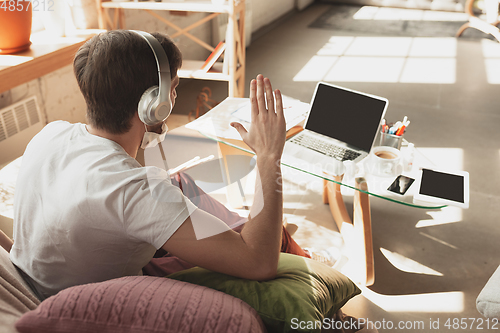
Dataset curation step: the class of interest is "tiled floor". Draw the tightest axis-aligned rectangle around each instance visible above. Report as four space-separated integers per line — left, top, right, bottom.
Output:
175 3 500 332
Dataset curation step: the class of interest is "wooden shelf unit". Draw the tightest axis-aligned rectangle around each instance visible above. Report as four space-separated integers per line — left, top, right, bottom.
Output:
96 0 246 97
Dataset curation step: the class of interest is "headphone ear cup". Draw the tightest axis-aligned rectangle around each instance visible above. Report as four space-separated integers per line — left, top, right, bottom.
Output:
138 86 159 125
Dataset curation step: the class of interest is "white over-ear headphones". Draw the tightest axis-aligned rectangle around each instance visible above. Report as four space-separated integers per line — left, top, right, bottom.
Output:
131 30 172 126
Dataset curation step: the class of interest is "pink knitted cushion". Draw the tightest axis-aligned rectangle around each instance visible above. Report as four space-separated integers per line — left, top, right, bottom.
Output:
15 276 266 333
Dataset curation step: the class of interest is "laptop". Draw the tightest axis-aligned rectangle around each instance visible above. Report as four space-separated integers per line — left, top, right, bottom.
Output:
282 82 388 173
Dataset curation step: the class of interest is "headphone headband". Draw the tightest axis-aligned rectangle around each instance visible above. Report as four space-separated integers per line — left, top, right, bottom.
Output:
131 30 172 126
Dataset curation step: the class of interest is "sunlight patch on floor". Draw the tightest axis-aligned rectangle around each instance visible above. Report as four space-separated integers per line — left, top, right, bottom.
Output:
324 56 405 83
289 215 343 250
419 232 458 249
359 286 464 312
416 147 464 171
353 6 468 21
344 37 413 56
482 39 500 84
484 58 500 84
380 248 444 276
212 161 340 253
293 55 338 82
293 36 457 84
409 38 457 57
400 58 456 84
416 206 463 228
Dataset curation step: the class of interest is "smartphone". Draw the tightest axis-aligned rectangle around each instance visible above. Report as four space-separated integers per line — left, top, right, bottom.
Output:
387 175 415 195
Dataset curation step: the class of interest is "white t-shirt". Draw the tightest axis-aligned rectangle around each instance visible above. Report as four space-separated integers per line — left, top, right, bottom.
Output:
10 121 196 300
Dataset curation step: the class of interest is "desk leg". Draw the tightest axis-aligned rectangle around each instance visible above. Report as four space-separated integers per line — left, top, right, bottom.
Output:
217 142 253 209
216 128 302 209
323 175 351 230
323 176 375 286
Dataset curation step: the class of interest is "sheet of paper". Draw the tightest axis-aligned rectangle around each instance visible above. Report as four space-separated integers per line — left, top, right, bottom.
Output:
186 96 309 140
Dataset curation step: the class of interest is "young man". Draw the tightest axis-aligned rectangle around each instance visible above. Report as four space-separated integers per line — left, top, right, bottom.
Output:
9 30 312 301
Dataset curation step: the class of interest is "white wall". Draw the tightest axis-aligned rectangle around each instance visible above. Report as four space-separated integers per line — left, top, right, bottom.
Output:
5 65 86 126
250 0 296 32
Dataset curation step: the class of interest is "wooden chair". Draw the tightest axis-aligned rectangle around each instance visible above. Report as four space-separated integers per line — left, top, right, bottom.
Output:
456 0 500 42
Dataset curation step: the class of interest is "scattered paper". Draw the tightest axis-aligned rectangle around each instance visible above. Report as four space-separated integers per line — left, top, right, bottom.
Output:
186 96 309 140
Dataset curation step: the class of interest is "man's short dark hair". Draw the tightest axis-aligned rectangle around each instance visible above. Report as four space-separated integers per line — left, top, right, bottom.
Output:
74 30 182 134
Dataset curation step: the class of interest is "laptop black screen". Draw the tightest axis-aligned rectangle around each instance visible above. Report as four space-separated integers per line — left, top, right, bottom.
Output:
305 83 387 152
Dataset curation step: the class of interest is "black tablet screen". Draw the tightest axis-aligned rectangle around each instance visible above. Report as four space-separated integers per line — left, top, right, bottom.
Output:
419 169 464 203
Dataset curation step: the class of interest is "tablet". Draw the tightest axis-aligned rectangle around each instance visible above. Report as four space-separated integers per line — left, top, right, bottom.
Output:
413 168 469 208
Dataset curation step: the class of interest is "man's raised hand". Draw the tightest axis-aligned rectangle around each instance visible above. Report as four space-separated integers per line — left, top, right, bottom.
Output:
231 74 286 160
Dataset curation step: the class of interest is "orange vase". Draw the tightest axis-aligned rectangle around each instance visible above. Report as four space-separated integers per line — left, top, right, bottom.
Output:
0 0 33 54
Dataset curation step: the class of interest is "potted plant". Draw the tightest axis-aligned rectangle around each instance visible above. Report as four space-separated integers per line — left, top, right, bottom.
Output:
0 0 33 54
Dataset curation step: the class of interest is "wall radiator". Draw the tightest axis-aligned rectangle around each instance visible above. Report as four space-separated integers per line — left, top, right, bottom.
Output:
0 96 44 167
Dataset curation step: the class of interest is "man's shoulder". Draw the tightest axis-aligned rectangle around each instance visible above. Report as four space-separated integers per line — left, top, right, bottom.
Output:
34 120 79 139
43 120 78 132
47 120 71 127
25 121 80 151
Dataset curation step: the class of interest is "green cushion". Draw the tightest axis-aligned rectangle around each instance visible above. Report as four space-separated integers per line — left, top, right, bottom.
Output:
167 253 361 333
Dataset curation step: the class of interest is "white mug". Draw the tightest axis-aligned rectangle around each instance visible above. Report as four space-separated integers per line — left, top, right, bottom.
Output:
366 146 402 177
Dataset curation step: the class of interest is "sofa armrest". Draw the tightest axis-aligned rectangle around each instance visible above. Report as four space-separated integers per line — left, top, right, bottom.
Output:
477 265 500 318
0 246 40 333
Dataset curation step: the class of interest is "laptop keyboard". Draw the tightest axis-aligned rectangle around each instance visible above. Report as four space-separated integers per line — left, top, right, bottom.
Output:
289 133 361 162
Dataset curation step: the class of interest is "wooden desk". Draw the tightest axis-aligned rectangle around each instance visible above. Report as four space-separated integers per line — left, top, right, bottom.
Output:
184 97 445 286
214 131 375 286
0 30 102 93
184 97 376 285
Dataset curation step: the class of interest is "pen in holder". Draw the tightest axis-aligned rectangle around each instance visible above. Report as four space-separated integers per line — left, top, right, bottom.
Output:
380 131 403 150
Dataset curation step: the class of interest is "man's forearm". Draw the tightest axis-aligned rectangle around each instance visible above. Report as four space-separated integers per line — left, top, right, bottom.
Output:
227 74 286 279
239 155 283 278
